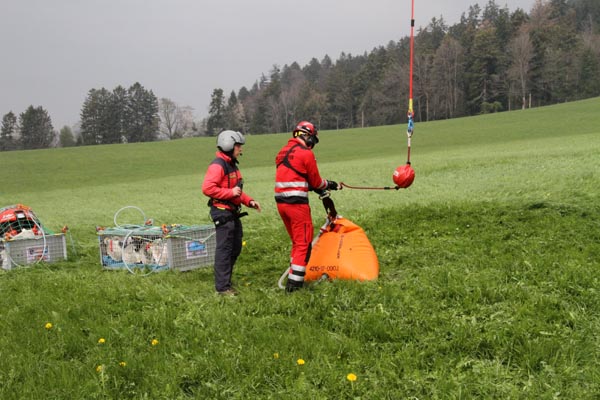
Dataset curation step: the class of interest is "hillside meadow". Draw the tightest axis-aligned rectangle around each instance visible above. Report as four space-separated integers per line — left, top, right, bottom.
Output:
0 97 599 399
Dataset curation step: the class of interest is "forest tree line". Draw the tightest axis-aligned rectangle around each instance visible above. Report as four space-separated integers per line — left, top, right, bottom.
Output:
206 0 600 135
1 0 599 151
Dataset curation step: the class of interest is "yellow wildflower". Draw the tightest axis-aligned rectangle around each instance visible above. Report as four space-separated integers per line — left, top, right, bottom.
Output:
347 373 357 382
273 353 279 359
119 361 127 367
44 322 53 330
297 359 305 365
151 338 159 346
96 365 104 373
98 338 106 344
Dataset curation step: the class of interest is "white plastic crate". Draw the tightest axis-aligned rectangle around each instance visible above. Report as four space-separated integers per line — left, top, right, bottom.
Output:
97 224 216 272
0 234 67 270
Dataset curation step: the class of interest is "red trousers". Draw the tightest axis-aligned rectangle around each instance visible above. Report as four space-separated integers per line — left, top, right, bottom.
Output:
277 203 314 269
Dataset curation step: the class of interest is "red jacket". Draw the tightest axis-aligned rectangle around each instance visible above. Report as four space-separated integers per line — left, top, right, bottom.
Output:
274 138 327 204
202 152 253 211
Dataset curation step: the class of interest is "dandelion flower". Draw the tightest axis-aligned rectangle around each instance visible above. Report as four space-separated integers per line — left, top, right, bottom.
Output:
347 373 357 382
242 241 247 247
98 338 106 344
273 353 279 359
96 365 104 373
297 359 305 365
119 361 127 367
151 339 159 346
44 322 53 330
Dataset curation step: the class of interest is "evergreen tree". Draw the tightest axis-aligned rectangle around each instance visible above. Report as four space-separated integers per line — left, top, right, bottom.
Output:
206 88 225 135
354 46 390 125
296 83 327 128
572 0 600 32
362 62 405 127
237 87 251 132
324 53 357 129
465 25 504 113
80 88 111 145
249 94 269 134
579 47 600 97
318 55 334 91
59 125 76 147
238 87 250 103
222 91 241 132
19 106 54 149
125 82 159 143
302 58 322 85
265 65 284 133
1 111 19 151
110 85 129 143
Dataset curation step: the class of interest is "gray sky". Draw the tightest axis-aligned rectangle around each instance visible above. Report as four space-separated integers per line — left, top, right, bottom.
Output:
1 0 536 130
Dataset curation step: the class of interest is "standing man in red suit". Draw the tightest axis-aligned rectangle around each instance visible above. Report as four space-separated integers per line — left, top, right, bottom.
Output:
274 121 339 292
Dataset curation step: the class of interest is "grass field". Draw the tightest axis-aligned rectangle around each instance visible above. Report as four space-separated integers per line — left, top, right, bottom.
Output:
1 97 599 399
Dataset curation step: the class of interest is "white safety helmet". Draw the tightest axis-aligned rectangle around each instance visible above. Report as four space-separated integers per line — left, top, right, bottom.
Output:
217 130 245 152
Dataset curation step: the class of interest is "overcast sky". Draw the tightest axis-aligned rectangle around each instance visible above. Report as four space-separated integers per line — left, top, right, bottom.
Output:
1 0 536 130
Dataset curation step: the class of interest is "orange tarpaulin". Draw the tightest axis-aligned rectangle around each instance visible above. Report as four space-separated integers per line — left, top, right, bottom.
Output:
305 217 379 282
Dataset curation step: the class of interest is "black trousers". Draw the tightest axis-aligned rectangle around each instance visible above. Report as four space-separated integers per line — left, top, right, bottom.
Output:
211 208 243 292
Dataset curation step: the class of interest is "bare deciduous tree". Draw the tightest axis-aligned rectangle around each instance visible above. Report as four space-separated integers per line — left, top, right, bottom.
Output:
280 68 306 132
413 52 434 121
159 98 195 139
178 106 196 137
159 98 180 139
508 28 534 109
433 37 465 118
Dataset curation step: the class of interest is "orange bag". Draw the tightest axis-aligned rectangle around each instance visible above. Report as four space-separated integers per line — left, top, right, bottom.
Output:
305 217 379 282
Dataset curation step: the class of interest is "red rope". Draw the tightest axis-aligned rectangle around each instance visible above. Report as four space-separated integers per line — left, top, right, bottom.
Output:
403 0 415 165
340 182 400 191
409 0 415 102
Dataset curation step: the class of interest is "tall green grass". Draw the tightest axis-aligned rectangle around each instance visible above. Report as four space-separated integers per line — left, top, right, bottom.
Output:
1 98 599 398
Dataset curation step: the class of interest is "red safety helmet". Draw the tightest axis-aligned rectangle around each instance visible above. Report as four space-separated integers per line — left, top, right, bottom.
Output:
293 121 319 148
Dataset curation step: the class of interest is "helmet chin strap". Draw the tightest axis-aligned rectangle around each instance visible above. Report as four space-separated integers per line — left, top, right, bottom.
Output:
303 134 318 149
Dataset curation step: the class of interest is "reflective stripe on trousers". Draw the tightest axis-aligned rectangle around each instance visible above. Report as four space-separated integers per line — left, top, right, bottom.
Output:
288 264 306 282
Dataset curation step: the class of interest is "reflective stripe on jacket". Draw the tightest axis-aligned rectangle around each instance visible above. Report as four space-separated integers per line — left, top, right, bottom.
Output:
274 138 327 204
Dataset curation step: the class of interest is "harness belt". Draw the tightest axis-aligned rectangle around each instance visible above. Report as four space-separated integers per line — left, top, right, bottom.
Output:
211 206 248 227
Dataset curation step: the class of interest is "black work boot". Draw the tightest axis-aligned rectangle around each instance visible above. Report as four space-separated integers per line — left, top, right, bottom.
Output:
285 279 303 293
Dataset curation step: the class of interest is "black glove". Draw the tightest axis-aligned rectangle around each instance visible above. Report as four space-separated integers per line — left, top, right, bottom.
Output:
326 180 339 190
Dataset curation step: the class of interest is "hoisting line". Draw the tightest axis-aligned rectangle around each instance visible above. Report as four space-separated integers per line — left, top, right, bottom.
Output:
337 1 416 192
406 0 415 165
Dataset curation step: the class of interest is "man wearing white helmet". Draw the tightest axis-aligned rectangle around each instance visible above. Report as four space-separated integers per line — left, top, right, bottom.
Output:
202 130 261 296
